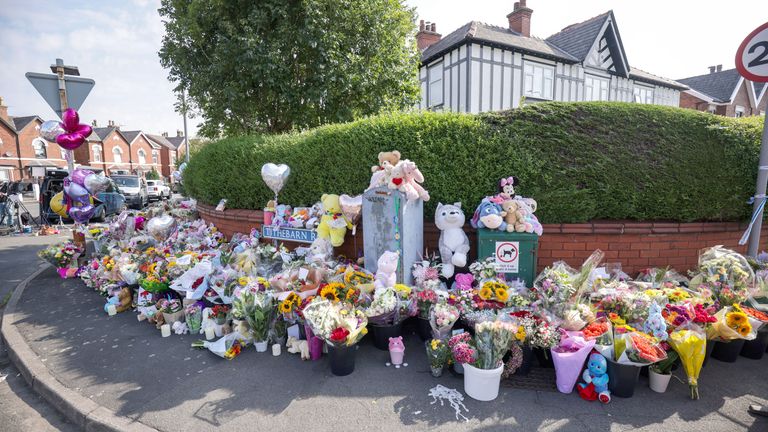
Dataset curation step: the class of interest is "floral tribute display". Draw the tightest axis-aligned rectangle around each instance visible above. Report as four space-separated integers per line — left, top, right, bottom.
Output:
38 173 768 405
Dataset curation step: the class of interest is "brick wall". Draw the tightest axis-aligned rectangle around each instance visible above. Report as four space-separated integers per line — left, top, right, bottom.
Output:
0 121 19 179
679 92 707 111
727 81 753 117
130 135 161 176
198 204 768 276
101 131 132 175
17 119 66 177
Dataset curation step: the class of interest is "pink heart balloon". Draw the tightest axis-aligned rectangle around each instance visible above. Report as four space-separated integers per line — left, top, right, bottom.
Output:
56 133 86 150
61 108 80 131
69 204 95 224
74 124 92 137
70 169 94 186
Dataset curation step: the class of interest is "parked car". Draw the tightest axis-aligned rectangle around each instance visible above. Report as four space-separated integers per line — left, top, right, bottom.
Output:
40 169 126 222
146 179 171 201
111 175 148 209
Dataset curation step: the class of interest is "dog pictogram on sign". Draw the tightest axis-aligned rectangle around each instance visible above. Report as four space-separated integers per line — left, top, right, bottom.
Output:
495 241 519 273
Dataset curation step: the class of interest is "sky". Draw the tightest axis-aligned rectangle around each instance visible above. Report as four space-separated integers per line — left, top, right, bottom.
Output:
0 0 765 138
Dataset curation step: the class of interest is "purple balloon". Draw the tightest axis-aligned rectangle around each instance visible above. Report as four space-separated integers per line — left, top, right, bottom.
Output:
70 169 94 186
73 123 92 137
69 204 95 224
61 108 80 131
56 133 86 150
64 181 89 200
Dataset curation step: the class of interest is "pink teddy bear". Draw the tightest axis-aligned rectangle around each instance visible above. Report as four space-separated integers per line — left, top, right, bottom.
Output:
389 160 430 202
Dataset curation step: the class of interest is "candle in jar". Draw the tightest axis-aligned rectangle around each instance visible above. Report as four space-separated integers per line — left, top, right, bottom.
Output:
272 343 281 356
107 304 117 316
205 327 215 340
161 324 171 338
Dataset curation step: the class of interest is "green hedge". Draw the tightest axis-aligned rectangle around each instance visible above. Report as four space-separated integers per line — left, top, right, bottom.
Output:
184 103 764 223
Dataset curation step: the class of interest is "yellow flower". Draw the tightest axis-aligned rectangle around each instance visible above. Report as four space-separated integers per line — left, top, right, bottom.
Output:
238 277 249 286
495 287 509 303
320 285 340 302
279 301 292 314
257 277 270 289
345 288 357 301
738 324 752 337
726 312 748 327
340 309 348 315
479 286 493 300
361 327 368 336
394 284 411 297
515 326 526 341
430 339 441 350
168 261 176 268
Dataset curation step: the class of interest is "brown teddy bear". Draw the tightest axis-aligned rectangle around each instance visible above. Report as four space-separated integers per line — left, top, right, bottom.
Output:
115 287 133 313
500 200 521 232
367 150 402 191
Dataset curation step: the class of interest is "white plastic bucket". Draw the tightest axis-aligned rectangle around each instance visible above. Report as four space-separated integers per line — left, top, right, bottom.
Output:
463 363 503 401
648 369 671 393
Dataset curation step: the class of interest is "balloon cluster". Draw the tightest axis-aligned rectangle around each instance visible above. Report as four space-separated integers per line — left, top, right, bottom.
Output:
50 169 111 224
172 162 187 184
39 108 92 150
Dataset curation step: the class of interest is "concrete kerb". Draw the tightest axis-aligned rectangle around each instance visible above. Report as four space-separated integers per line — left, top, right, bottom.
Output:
1 263 156 432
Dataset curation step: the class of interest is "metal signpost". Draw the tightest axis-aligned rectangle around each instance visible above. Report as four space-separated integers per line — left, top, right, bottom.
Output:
26 58 95 173
737 22 768 256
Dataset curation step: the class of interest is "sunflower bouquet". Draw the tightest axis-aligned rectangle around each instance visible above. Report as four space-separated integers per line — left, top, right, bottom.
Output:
708 304 756 341
277 292 303 321
476 280 510 309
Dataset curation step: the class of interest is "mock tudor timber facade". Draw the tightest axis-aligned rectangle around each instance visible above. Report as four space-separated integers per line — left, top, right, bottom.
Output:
417 5 685 113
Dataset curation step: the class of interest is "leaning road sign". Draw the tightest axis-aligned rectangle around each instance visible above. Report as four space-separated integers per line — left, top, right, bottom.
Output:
25 72 95 118
737 22 768 257
736 21 768 83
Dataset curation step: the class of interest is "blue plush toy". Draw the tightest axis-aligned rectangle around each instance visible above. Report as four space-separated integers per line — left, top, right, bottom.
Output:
470 198 508 231
644 302 668 341
578 352 611 403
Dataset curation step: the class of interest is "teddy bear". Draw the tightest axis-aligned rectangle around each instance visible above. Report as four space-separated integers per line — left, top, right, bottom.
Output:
316 194 352 247
387 336 406 368
115 286 133 313
436 202 470 278
287 336 310 360
305 202 323 230
272 204 293 227
514 197 543 236
470 198 508 231
578 352 611 403
374 250 399 296
367 150 402 191
289 207 310 228
390 160 430 202
500 200 523 233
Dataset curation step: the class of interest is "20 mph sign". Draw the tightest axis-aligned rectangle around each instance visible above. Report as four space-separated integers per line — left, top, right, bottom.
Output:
736 22 768 82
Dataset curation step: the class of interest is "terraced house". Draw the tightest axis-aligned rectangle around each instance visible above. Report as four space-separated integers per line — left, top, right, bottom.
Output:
416 1 686 113
678 66 768 117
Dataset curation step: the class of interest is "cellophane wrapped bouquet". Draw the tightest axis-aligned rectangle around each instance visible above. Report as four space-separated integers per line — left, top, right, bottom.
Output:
38 241 83 269
430 302 460 339
688 246 756 307
302 298 368 347
450 320 517 370
365 286 412 326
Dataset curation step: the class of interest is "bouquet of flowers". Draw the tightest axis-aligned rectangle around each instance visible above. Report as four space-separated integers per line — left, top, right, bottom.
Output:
469 257 499 281
208 304 230 325
157 297 184 325
277 291 303 321
515 312 561 349
551 330 596 393
185 303 203 334
38 241 83 268
635 267 688 288
689 246 756 307
476 279 510 310
447 289 477 315
412 258 443 291
473 320 517 370
192 332 246 360
414 289 438 319
425 338 451 371
232 289 274 343
449 332 477 365
708 304 756 341
302 298 368 347
614 331 667 365
429 302 460 339
365 287 410 326
668 324 707 399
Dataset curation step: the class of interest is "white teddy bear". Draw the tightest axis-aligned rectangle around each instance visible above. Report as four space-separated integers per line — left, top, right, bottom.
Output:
435 202 470 278
374 250 400 296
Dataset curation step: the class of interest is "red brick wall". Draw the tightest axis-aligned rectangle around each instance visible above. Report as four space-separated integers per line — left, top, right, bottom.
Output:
198 204 768 276
0 121 20 179
101 131 132 175
727 81 752 117
130 135 158 176
17 119 66 177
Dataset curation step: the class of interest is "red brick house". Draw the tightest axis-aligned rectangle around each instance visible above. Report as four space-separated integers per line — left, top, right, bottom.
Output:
92 124 132 175
146 132 181 182
678 66 767 117
121 130 162 177
0 99 18 181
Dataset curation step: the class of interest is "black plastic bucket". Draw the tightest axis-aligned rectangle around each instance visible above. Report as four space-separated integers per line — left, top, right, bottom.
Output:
515 345 534 376
741 329 768 359
371 322 403 351
416 318 432 341
606 358 641 398
711 339 745 363
328 344 356 376
534 347 554 368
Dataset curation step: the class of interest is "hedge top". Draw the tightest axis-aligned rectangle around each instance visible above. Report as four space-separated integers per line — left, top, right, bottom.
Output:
183 102 764 224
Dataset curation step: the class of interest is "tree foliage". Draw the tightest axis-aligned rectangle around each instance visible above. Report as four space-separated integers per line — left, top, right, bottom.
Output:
145 168 161 180
159 0 420 138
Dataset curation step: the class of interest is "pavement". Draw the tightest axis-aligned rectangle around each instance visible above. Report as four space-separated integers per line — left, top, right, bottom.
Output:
0 232 79 432
0 256 766 432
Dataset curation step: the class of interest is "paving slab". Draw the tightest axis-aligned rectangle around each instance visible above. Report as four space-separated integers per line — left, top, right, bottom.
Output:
6 267 768 432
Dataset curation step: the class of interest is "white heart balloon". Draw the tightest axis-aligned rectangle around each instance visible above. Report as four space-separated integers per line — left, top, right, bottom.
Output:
84 173 111 195
261 163 291 196
339 194 362 225
146 215 177 242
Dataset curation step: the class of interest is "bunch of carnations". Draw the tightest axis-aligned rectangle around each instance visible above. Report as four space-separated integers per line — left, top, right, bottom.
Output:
430 302 460 339
449 332 477 365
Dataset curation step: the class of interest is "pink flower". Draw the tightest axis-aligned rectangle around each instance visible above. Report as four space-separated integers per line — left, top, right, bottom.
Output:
454 273 474 291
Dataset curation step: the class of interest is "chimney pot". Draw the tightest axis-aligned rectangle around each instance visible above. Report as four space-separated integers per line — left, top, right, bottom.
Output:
91 119 98 127
508 0 533 37
419 19 425 31
716 64 722 72
0 96 7 122
162 132 168 137
177 130 183 137
416 19 442 51
709 66 716 74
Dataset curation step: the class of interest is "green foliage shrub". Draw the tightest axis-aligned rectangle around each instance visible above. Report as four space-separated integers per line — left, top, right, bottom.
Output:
184 103 763 223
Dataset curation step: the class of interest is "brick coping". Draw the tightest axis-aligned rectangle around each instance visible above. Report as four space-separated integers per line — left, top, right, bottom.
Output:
197 203 748 235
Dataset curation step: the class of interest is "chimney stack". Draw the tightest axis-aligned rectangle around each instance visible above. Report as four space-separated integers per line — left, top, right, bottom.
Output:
416 19 442 51
176 130 184 137
709 66 717 74
716 64 722 72
91 119 98 127
162 132 168 137
0 96 7 122
508 0 533 37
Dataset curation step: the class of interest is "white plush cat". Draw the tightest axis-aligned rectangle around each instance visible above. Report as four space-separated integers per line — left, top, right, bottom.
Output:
436 202 470 278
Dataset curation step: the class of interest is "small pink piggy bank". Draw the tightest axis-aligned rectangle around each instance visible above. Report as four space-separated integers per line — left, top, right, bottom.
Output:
387 336 407 369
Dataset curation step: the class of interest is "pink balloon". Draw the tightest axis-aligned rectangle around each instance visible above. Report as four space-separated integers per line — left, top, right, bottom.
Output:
61 108 80 131
69 204 95 224
56 133 86 150
74 124 92 137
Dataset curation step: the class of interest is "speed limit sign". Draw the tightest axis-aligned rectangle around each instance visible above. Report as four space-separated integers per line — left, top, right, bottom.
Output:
736 21 768 82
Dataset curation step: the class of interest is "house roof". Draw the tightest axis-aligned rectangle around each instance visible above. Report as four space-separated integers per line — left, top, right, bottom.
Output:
92 127 128 143
755 82 766 101
121 130 141 143
422 21 578 65
545 12 610 61
166 136 185 149
630 68 688 90
677 68 742 103
10 115 41 131
145 133 177 150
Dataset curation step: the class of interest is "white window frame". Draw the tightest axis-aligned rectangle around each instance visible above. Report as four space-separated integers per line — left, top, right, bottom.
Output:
59 149 67 160
32 138 47 159
138 149 147 165
152 150 159 165
428 62 443 108
113 147 123 163
735 106 745 118
523 61 554 100
633 85 654 104
584 74 610 101
92 145 102 162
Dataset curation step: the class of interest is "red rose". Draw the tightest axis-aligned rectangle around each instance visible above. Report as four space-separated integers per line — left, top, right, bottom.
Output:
330 327 350 343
